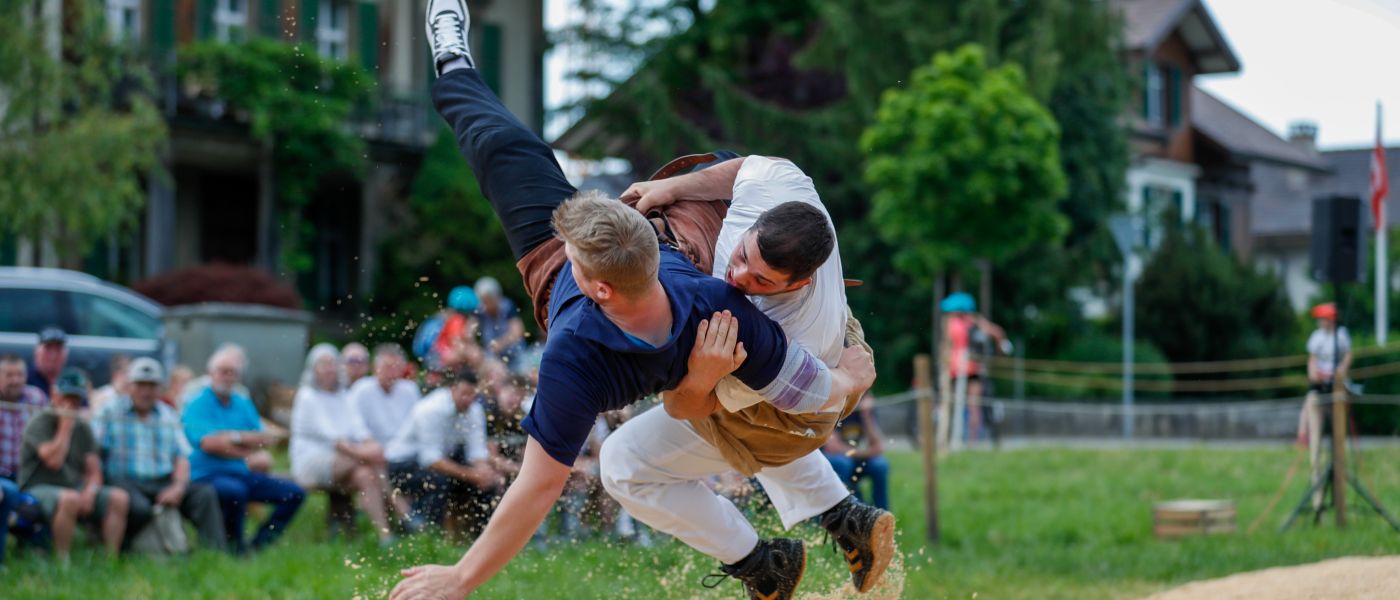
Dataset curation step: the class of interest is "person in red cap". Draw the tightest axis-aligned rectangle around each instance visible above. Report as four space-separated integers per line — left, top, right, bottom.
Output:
1298 302 1350 508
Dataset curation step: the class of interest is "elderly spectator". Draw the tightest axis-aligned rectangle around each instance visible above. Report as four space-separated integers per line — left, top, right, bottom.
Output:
822 392 890 510
1 353 48 566
94 358 226 552
182 344 304 554
386 368 499 530
89 354 133 414
349 344 421 446
20 368 129 559
161 365 195 411
341 343 372 386
290 344 400 546
472 277 526 365
27 327 69 399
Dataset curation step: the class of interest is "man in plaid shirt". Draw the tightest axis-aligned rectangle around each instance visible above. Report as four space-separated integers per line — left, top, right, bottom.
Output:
1 353 48 566
94 358 226 552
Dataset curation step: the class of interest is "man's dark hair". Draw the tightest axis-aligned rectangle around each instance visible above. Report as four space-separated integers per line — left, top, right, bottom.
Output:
752 201 834 283
448 367 480 386
0 353 24 368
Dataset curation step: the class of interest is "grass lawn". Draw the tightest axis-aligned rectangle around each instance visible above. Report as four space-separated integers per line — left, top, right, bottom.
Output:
7 445 1400 599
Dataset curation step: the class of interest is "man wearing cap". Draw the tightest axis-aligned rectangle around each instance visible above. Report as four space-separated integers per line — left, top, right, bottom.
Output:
27 327 69 399
20 368 130 558
1300 302 1351 508
95 357 226 552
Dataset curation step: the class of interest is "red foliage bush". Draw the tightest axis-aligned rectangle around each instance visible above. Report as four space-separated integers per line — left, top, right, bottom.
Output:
133 263 302 309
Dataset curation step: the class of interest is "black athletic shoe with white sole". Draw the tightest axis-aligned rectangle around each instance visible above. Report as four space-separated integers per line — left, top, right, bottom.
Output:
701 538 807 600
820 495 896 593
425 0 473 75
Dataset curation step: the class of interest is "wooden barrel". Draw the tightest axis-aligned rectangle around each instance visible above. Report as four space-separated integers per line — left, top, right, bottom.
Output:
1153 499 1237 538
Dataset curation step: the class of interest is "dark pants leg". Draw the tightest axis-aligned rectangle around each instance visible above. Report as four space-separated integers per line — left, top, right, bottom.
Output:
858 457 891 510
115 478 158 548
180 482 228 552
431 68 577 261
0 476 18 565
203 473 251 553
242 472 305 550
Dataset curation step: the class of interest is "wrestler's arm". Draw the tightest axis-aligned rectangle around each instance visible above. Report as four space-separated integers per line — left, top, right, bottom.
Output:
691 294 872 415
393 350 597 599
663 312 744 420
621 156 746 212
391 438 569 598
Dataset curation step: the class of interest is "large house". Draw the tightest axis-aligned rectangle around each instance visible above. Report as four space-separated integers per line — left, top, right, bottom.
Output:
4 0 545 310
1115 0 1398 311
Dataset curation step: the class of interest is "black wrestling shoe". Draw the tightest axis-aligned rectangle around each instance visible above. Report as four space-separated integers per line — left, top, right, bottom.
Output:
425 0 474 75
701 538 807 600
820 495 896 593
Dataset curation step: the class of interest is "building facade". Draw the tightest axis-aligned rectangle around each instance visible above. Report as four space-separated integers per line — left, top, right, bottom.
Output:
6 0 545 311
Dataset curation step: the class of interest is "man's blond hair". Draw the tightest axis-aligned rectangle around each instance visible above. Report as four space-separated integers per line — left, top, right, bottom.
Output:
552 190 659 297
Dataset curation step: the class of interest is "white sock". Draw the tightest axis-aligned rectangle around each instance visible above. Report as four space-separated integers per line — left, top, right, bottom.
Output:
441 57 472 74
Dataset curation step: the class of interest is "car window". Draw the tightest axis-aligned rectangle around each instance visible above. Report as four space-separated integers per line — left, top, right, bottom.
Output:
68 292 160 339
0 288 65 333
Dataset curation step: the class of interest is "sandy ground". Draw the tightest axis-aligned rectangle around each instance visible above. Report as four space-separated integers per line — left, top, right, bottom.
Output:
1145 556 1400 600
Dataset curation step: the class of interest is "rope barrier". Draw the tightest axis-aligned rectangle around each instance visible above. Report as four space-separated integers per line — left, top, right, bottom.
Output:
987 342 1400 376
872 390 1400 413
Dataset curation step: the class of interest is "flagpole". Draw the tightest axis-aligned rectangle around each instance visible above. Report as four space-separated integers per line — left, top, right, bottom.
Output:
1378 102 1389 346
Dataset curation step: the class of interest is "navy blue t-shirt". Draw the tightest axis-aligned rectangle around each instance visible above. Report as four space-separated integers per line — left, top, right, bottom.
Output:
522 246 790 466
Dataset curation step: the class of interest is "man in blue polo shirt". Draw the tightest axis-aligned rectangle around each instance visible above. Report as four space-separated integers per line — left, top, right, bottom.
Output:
182 344 304 554
391 3 875 600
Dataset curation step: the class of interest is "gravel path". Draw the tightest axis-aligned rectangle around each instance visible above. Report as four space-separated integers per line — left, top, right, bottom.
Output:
1145 556 1400 600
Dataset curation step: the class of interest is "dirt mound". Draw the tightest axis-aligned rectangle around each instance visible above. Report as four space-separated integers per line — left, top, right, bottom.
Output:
1145 556 1400 600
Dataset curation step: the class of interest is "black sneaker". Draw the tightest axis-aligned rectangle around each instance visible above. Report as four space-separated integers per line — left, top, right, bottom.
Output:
820 496 896 593
701 538 807 600
425 0 474 75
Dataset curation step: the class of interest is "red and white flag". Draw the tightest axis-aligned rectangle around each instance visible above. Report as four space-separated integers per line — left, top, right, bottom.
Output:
1374 103 1389 231
1376 102 1391 345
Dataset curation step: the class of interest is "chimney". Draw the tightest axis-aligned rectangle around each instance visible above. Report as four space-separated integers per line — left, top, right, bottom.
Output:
1288 121 1318 150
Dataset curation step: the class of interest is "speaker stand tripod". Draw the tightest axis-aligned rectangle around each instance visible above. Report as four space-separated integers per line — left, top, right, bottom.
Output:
1280 400 1400 532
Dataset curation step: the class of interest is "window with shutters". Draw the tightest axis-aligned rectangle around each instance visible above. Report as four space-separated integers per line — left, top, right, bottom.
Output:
318 0 349 61
1142 62 1164 127
214 0 249 43
106 0 142 43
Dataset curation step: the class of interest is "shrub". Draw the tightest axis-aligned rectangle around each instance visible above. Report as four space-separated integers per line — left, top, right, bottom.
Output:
133 263 301 309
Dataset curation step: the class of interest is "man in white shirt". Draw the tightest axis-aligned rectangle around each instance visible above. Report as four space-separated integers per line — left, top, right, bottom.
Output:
349 344 421 446
600 155 893 595
386 368 500 530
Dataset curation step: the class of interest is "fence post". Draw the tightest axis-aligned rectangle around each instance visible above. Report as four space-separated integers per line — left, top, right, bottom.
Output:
1332 384 1348 526
915 353 940 543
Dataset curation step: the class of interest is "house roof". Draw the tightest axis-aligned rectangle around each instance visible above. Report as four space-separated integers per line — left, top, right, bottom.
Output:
1192 87 1329 170
1248 145 1400 238
1111 0 1241 74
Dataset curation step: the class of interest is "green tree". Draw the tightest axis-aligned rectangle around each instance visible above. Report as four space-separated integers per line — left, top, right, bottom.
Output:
1135 225 1296 364
563 0 1131 390
861 44 1068 279
0 1 166 266
178 39 374 274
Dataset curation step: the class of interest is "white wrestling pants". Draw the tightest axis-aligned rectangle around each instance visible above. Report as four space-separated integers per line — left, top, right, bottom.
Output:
600 405 851 564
